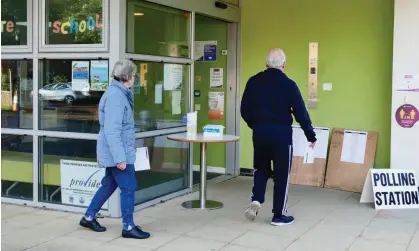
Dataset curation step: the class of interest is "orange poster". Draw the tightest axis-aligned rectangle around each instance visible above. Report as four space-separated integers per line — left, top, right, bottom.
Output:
208 92 224 120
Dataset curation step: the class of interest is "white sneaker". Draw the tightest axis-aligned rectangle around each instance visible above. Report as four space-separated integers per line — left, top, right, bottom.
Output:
245 201 261 221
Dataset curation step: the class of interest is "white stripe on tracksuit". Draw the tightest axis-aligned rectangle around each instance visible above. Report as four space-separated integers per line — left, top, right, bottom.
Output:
281 145 292 216
249 145 292 215
249 169 257 202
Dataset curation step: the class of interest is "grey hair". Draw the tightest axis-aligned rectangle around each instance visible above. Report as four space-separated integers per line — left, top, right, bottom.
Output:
266 48 286 69
111 60 137 82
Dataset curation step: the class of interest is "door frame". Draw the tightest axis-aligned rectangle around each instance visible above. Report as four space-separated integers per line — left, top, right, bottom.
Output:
225 21 240 177
189 15 241 183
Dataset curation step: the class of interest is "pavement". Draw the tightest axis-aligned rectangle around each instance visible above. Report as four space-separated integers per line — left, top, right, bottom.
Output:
1 176 419 251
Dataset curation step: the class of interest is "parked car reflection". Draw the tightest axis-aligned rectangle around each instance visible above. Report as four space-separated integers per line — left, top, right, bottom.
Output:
33 83 93 105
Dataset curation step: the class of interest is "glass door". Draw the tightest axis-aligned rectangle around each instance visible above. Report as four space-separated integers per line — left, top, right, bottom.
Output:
126 0 192 205
193 14 237 184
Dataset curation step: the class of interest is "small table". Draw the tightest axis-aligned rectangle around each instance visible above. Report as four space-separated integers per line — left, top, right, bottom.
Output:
168 133 240 210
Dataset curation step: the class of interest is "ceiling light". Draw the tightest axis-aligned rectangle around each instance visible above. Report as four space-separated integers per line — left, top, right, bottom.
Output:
134 13 144 16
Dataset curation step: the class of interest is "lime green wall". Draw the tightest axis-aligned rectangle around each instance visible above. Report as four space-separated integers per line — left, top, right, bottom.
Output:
240 0 394 169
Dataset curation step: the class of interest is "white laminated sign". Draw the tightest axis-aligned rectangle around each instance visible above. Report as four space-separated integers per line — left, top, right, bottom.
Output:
361 169 419 210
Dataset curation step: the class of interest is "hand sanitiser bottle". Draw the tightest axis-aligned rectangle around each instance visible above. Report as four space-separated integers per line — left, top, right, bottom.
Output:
186 111 197 136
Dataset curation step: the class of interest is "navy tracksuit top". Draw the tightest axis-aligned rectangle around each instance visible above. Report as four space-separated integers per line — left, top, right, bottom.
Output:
240 68 317 144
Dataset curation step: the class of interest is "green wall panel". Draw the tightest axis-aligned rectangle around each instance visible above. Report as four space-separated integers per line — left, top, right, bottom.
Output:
240 0 394 169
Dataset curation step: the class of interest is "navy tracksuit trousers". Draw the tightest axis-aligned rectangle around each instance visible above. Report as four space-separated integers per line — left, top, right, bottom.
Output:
251 139 293 216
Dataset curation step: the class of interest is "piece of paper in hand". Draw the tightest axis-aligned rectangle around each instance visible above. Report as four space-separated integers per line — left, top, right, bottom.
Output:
134 147 151 171
304 146 314 164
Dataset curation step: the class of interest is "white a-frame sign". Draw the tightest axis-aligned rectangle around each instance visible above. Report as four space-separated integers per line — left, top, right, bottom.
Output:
360 169 419 210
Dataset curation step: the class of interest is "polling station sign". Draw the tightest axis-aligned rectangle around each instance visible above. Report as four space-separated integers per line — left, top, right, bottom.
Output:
360 169 419 210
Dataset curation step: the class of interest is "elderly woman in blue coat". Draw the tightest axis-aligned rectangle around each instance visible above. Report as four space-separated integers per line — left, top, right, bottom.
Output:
79 60 150 239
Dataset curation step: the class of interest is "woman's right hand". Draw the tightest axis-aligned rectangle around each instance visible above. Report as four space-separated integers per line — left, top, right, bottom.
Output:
117 161 127 170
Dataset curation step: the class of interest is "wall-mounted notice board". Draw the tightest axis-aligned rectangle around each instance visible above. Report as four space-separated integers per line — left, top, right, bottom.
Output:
324 128 378 193
290 126 330 187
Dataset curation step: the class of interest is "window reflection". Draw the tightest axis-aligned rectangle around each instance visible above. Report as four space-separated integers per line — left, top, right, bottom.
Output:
1 0 28 46
132 61 188 132
126 0 190 58
1 60 33 129
1 134 33 200
46 0 103 45
39 59 106 133
135 134 189 204
39 137 97 205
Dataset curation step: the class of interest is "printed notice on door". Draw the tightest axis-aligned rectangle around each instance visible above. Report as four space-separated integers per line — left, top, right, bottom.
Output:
194 41 217 61
210 68 223 88
208 92 224 120
60 160 109 209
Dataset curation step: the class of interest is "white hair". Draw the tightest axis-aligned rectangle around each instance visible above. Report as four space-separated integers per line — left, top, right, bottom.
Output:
111 60 137 82
266 48 286 69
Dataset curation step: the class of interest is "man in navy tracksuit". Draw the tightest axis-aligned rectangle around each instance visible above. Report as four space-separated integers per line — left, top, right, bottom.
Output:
241 48 317 226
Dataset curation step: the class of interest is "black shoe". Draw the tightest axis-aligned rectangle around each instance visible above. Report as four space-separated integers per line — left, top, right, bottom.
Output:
79 217 107 232
122 226 151 239
271 215 295 226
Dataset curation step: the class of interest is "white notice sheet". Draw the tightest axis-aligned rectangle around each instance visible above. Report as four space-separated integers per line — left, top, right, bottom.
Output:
313 127 330 159
340 130 368 164
293 126 330 161
292 126 307 157
210 68 224 88
155 83 163 104
171 90 182 115
71 61 90 91
164 64 183 90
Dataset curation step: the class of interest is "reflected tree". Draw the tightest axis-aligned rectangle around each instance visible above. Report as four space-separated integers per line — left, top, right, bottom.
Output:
1 0 27 45
47 0 102 44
